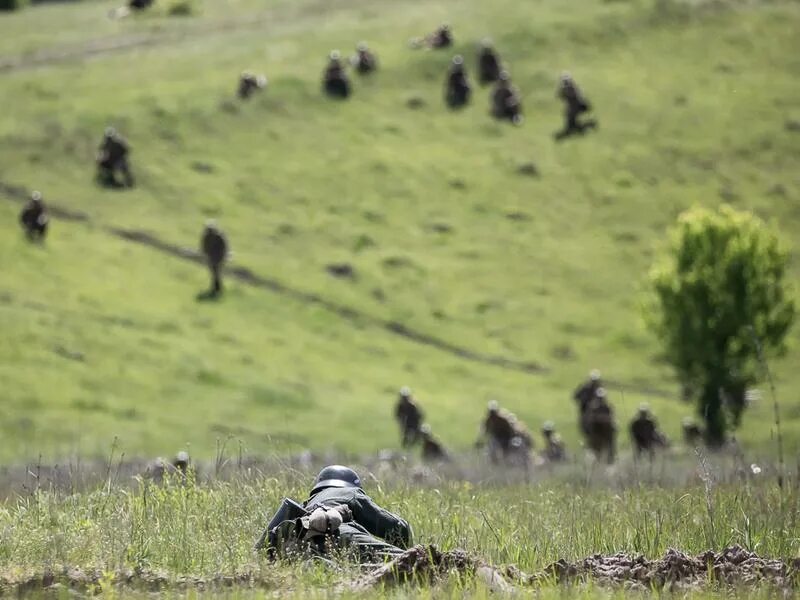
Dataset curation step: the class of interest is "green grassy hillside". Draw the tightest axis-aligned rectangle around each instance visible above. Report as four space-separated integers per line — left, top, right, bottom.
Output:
0 0 799 462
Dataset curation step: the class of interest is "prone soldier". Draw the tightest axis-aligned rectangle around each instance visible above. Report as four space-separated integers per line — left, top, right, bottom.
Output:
96 127 134 188
429 23 453 48
351 42 378 75
322 51 351 99
19 190 48 241
238 71 267 99
444 55 471 109
555 72 597 140
477 39 501 85
172 451 191 475
200 221 228 297
629 404 670 459
490 71 522 125
395 386 424 448
255 465 412 561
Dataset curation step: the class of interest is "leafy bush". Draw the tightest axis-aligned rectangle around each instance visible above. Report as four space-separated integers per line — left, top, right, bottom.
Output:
645 205 795 446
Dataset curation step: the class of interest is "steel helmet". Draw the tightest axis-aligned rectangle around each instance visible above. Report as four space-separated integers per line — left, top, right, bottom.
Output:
310 465 362 495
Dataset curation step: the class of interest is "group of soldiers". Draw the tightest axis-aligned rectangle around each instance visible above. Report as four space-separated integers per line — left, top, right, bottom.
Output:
393 371 701 468
315 24 596 136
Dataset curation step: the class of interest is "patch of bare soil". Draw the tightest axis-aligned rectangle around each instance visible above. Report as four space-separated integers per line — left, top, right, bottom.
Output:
355 544 799 592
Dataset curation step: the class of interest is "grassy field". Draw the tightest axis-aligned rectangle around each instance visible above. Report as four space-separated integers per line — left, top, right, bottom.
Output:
0 460 797 597
0 0 799 465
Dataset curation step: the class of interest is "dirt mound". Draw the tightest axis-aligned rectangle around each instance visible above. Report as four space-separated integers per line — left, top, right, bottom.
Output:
356 544 798 592
537 545 798 591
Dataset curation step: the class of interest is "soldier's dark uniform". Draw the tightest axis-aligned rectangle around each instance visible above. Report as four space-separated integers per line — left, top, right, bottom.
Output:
580 388 617 463
352 42 377 75
323 51 351 99
445 55 471 109
556 73 596 139
19 191 48 241
541 422 566 462
477 40 501 85
429 24 452 49
201 222 228 296
257 465 412 561
395 387 424 448
129 0 153 9
96 128 134 188
573 370 602 415
630 405 669 458
490 72 522 124
238 72 266 99
479 401 532 465
420 425 448 462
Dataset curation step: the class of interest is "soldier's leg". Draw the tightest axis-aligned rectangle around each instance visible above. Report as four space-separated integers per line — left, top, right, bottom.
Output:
211 263 223 294
118 158 135 187
337 524 405 562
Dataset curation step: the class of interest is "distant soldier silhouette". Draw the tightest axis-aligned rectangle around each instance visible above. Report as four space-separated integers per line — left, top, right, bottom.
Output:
630 404 669 459
490 71 522 124
444 55 471 109
419 424 448 462
129 0 153 9
351 42 377 75
541 421 567 462
173 451 191 475
555 72 597 140
323 51 351 99
580 387 617 463
429 24 453 48
573 369 603 414
200 221 228 297
96 127 134 188
682 417 704 447
478 400 532 466
477 39 501 85
238 71 267 99
394 386 424 448
19 190 48 241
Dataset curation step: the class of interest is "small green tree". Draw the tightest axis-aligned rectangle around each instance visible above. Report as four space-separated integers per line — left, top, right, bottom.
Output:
645 205 795 446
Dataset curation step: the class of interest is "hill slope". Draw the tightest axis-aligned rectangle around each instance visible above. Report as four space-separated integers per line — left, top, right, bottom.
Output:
0 0 799 461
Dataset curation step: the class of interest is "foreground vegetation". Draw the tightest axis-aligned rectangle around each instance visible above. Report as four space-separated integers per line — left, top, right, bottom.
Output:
0 458 797 597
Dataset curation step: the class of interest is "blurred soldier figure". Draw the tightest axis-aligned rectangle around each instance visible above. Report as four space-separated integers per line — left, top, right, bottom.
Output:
351 42 377 75
444 55 471 109
477 38 501 85
490 71 522 125
555 72 597 140
429 23 453 48
19 190 48 241
323 50 351 99
477 400 532 466
682 417 704 447
580 387 617 463
419 424 448 462
129 0 153 9
238 71 267 99
573 369 603 413
395 386 424 448
200 221 228 297
255 465 412 561
96 127 134 188
629 404 670 459
541 421 566 463
172 451 190 475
